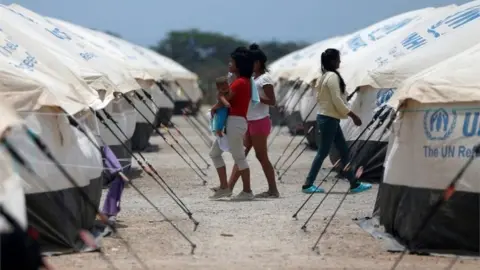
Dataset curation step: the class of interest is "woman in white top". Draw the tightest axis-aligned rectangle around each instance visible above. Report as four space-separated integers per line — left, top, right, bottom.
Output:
213 44 279 198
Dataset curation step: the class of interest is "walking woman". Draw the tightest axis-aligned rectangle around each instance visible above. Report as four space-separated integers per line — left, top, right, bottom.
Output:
302 48 372 194
226 44 279 198
209 47 255 201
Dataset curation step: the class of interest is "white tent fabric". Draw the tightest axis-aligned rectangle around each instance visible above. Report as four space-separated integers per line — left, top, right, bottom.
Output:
269 37 342 80
150 83 174 109
12 109 102 194
83 28 171 80
293 3 435 123
42 16 160 152
362 1 480 92
86 29 202 102
0 46 90 116
2 4 142 94
98 99 136 146
47 17 169 83
385 100 480 193
285 36 345 81
376 42 480 254
302 7 437 86
140 48 202 102
45 19 155 90
0 102 26 232
0 5 114 96
389 42 480 108
141 48 197 81
0 30 104 113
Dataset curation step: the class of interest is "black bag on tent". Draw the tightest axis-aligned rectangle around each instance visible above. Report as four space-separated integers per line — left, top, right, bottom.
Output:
0 206 45 270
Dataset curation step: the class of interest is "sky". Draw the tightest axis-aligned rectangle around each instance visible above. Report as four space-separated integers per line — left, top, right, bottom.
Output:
1 0 473 47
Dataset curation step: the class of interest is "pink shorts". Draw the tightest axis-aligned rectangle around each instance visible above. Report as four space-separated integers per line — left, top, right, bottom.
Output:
247 116 271 136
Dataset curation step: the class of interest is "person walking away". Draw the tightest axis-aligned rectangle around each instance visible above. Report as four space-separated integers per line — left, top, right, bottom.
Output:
302 48 372 194
225 43 279 198
209 47 256 201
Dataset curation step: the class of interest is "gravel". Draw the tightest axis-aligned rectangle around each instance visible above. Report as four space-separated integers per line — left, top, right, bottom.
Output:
49 115 479 270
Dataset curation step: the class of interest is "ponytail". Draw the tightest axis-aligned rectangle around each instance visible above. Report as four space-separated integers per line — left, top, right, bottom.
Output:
249 43 268 73
320 49 346 94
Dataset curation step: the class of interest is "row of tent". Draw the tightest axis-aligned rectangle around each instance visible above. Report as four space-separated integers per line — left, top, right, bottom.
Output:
269 1 479 255
0 3 205 255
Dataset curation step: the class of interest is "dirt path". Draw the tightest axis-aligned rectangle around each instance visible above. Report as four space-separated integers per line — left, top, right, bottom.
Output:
50 116 479 270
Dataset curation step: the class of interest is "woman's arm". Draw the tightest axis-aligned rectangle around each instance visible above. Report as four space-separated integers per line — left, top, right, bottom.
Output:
325 74 350 118
219 95 231 107
260 84 276 106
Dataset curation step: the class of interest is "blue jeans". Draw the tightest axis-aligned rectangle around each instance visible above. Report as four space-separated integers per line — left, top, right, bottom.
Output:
304 115 358 188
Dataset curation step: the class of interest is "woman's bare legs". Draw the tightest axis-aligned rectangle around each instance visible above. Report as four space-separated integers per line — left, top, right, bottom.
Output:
251 134 279 197
227 133 279 197
216 166 228 189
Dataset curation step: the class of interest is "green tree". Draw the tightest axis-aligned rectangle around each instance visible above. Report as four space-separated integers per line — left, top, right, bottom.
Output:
151 29 308 104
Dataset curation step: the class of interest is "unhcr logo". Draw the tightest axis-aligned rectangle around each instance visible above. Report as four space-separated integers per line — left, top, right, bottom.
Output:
423 108 457 140
376 88 394 107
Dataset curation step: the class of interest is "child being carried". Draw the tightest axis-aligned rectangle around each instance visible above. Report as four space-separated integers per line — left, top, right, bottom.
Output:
210 76 231 137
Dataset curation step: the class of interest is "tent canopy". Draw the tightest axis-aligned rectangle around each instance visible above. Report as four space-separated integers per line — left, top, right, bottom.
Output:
4 4 142 94
268 37 342 80
389 42 480 108
363 1 480 93
0 29 105 112
47 17 169 83
0 52 90 115
0 102 27 232
302 7 438 88
46 17 156 89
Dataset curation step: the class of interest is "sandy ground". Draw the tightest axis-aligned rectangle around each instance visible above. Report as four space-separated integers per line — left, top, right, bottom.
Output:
50 115 479 270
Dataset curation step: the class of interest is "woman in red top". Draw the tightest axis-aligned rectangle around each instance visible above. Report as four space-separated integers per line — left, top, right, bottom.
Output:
209 47 254 201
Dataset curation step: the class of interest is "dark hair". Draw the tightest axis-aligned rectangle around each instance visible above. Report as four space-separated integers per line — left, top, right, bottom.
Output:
321 48 346 94
215 76 228 85
231 46 254 78
249 43 268 72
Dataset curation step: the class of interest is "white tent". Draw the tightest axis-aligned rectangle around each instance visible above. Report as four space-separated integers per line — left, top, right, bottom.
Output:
3 4 143 95
330 1 480 182
47 17 167 82
0 47 104 253
302 7 438 85
138 47 202 105
268 37 342 81
0 30 103 112
87 29 201 109
0 102 26 233
44 17 161 152
0 5 141 172
47 17 174 110
279 7 435 148
375 41 480 255
361 1 480 91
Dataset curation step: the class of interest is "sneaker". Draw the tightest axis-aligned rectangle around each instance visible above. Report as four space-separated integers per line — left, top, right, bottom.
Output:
209 188 232 200
350 183 372 194
230 191 254 201
302 185 325 194
210 186 220 192
254 191 280 198
108 215 117 224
